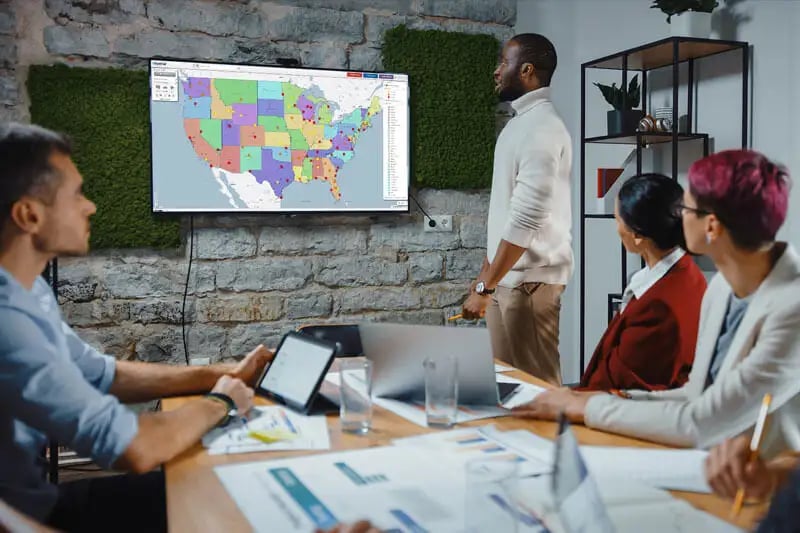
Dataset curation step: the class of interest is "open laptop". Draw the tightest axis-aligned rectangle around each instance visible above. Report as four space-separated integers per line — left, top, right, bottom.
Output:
359 322 517 405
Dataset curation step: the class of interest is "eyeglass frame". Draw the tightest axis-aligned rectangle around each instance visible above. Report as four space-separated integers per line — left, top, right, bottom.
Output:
675 203 712 217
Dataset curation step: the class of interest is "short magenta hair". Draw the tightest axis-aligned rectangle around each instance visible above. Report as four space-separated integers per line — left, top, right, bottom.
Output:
688 150 791 249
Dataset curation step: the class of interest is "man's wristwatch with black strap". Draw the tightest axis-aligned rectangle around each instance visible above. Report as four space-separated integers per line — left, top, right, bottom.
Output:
204 392 236 427
474 281 495 296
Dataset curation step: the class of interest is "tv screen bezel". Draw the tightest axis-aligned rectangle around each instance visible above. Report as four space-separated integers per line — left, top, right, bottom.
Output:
148 57 411 216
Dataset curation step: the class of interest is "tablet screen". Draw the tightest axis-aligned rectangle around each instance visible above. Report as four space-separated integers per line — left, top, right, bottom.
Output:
257 334 334 407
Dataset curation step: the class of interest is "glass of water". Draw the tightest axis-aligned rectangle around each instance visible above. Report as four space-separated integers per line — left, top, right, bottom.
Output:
339 358 372 434
423 354 459 428
465 458 521 533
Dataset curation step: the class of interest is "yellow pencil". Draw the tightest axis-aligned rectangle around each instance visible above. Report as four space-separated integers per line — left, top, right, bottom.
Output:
731 393 772 518
447 314 462 322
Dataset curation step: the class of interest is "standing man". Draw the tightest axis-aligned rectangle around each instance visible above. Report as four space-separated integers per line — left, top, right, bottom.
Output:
462 34 573 385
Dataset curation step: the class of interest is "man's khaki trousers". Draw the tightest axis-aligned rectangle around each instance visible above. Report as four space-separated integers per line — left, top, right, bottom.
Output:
486 282 565 386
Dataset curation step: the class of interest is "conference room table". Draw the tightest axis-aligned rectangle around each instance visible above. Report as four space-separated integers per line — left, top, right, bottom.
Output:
162 361 767 532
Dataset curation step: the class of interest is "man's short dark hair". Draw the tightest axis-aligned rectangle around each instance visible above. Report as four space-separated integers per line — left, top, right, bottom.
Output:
0 122 72 229
511 33 557 87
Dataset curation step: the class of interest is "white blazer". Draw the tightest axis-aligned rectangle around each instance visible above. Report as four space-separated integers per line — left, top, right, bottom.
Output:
584 243 800 456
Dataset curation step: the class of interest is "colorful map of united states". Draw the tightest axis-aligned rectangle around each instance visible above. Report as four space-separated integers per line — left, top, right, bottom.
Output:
181 77 381 201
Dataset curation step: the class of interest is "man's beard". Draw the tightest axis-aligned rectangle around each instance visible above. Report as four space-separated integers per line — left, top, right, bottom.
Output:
497 79 526 102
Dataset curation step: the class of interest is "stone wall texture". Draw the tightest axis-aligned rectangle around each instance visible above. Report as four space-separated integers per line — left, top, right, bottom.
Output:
2 0 515 363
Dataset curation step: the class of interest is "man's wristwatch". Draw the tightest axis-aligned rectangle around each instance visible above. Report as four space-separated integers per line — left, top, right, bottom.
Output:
475 281 495 296
205 392 236 427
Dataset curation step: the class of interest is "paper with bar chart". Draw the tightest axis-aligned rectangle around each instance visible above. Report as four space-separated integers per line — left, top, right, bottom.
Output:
214 445 549 533
392 425 550 477
201 405 330 455
214 437 734 532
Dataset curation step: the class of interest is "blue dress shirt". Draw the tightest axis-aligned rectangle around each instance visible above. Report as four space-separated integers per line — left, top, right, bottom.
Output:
0 267 138 520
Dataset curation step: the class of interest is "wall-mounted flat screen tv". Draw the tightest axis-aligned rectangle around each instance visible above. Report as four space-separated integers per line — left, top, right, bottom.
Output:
150 59 409 213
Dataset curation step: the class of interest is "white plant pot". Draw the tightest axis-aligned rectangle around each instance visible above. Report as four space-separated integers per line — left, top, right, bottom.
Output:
670 11 713 38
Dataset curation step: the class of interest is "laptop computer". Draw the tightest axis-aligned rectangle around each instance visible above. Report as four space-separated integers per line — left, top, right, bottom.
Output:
359 322 517 406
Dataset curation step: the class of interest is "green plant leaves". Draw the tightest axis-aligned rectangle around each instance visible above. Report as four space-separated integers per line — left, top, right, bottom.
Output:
649 0 719 23
593 74 640 110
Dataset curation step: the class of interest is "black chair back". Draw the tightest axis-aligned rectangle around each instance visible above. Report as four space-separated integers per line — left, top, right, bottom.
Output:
296 324 363 357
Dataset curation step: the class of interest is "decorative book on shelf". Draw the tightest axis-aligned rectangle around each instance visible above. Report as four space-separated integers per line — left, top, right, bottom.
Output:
597 168 624 198
593 147 656 214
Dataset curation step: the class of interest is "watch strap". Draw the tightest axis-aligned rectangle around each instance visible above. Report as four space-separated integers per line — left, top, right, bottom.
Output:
204 392 236 426
476 282 495 295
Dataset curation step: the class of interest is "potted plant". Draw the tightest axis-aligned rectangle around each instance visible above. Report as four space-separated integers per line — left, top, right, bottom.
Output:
651 0 719 38
594 75 643 136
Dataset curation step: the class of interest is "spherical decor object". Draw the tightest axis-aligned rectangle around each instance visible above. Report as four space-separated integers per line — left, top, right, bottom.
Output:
637 115 655 132
655 117 673 132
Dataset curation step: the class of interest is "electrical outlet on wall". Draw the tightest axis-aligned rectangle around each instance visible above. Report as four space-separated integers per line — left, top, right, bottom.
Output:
423 215 453 232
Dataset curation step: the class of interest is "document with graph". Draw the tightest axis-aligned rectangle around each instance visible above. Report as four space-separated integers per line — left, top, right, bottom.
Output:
202 405 330 455
392 425 551 477
214 445 549 533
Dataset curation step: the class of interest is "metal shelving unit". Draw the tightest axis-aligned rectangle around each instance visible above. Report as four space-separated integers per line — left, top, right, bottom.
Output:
579 36 749 370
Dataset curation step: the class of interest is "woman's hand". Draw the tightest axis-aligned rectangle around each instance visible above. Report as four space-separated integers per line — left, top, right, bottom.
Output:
511 388 599 423
705 435 775 501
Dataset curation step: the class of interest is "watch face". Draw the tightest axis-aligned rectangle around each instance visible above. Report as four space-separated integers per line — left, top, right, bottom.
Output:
476 281 485 294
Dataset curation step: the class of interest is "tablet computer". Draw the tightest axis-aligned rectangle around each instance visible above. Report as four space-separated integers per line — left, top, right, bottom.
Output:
255 331 339 414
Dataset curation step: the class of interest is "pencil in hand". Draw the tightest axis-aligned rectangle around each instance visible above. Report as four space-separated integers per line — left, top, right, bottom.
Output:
447 314 462 322
731 393 772 518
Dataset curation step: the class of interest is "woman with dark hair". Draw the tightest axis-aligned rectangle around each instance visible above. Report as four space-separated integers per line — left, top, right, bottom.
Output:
512 149 800 457
578 173 706 391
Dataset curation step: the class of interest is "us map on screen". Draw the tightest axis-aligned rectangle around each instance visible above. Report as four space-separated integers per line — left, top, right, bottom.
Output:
150 60 409 213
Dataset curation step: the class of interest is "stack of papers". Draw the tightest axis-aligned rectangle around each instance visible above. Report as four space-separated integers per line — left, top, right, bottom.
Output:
202 405 331 455
579 446 712 493
517 474 741 533
214 439 740 533
464 428 713 494
215 444 551 533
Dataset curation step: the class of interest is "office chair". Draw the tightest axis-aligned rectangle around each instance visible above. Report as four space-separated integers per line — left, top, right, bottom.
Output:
296 324 363 357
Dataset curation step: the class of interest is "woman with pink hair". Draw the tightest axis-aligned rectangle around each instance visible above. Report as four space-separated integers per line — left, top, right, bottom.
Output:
512 149 800 457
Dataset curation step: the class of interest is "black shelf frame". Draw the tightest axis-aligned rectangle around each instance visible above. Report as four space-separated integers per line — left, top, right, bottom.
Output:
42 259 60 484
585 132 709 145
579 37 749 371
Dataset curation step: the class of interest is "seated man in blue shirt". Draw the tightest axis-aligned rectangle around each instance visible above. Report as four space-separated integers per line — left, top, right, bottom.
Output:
0 123 273 532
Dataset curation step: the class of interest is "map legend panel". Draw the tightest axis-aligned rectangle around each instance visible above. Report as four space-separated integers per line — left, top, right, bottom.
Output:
151 69 178 102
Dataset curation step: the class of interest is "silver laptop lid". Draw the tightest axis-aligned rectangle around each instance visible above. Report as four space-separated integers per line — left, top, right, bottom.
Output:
359 322 500 405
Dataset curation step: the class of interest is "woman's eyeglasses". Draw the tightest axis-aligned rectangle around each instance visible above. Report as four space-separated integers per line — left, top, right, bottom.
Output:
675 203 712 217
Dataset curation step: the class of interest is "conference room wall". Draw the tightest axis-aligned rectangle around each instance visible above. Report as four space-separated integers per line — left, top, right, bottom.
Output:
1 0 517 365
517 0 800 382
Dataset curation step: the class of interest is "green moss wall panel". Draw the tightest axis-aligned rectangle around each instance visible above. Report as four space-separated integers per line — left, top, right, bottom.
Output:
28 64 180 249
382 26 499 189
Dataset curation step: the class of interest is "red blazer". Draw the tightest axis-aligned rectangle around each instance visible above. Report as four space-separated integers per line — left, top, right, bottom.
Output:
579 254 707 392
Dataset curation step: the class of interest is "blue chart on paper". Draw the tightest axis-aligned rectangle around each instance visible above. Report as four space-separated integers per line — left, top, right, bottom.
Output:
268 467 338 529
389 509 428 533
334 462 389 486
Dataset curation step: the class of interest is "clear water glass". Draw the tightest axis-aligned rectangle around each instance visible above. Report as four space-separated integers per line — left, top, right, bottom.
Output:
423 354 459 428
339 358 372 434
